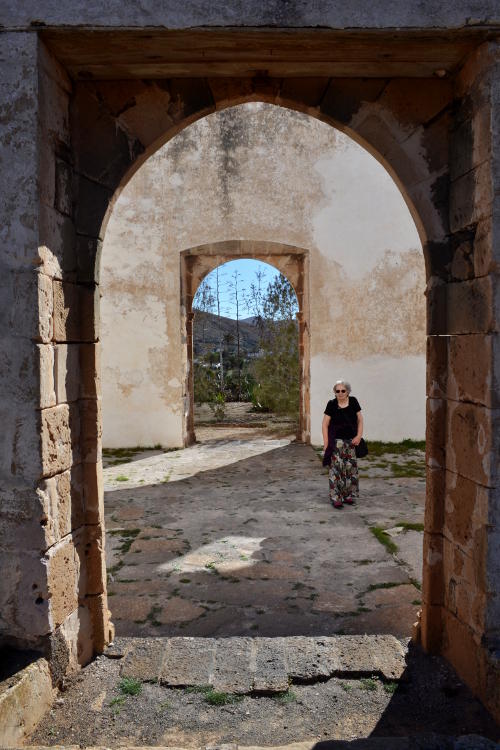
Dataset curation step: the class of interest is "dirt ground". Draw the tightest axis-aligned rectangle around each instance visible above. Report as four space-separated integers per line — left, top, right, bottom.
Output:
29 641 499 747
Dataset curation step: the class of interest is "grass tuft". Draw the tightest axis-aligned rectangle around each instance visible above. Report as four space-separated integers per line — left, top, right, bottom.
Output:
359 677 378 691
273 689 297 704
119 677 142 696
184 685 242 705
367 439 425 456
369 526 398 555
383 681 398 695
367 582 403 592
396 521 425 532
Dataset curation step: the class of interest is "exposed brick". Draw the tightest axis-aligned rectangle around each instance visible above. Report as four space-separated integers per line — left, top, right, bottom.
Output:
54 344 80 404
80 397 102 464
446 401 492 486
422 531 444 607
40 404 73 477
427 276 495 336
38 465 84 547
450 161 493 234
46 533 83 628
79 343 100 399
426 335 447 399
444 471 488 559
424 466 445 534
441 608 481 697
83 460 104 526
53 280 98 343
426 397 446 469
447 334 493 406
86 593 114 652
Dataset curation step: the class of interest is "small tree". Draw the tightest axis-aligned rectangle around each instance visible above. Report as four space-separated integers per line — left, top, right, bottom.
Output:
251 273 299 416
193 277 215 355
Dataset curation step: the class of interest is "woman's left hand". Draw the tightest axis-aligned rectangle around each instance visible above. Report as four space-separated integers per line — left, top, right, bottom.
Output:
351 436 362 446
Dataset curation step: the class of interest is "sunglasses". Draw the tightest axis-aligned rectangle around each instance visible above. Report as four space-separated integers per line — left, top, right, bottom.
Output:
335 389 346 394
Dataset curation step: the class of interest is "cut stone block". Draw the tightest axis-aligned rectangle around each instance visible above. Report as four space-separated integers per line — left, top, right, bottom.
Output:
120 638 167 682
253 638 288 692
160 637 217 687
283 636 339 680
212 637 254 693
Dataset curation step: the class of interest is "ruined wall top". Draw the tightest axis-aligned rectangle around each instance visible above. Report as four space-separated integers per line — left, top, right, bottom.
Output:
1 1 499 30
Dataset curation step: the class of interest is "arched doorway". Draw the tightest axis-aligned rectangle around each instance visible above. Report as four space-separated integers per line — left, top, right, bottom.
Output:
6 36 498 718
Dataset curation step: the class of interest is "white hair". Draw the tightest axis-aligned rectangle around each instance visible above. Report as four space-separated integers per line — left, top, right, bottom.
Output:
333 380 351 394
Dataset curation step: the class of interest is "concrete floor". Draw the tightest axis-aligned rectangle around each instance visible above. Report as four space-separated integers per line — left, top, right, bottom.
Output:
104 429 425 639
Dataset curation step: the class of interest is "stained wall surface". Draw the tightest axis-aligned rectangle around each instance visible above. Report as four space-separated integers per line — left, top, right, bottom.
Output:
101 103 424 446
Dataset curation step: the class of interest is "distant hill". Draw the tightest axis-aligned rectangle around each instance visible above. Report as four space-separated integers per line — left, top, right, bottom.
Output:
193 310 261 356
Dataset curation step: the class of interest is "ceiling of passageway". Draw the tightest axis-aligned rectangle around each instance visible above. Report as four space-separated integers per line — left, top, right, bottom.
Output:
41 29 492 79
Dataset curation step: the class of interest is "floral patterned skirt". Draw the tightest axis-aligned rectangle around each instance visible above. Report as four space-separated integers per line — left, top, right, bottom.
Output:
328 439 359 506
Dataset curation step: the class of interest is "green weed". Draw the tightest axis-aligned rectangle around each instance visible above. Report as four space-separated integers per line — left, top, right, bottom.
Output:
360 678 378 691
119 677 142 696
273 689 297 704
115 475 129 482
184 685 242 706
205 689 243 706
109 696 126 708
383 681 398 695
389 462 425 478
340 682 352 692
367 440 425 457
396 521 425 532
370 527 398 555
367 582 403 592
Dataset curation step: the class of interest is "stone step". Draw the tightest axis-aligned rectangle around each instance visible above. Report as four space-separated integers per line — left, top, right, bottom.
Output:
108 635 409 693
22 734 500 749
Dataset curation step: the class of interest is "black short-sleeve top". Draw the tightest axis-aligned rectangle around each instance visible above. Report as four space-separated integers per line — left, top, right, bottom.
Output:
324 396 362 440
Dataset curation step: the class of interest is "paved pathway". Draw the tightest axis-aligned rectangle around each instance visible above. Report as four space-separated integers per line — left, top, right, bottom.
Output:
104 435 425 638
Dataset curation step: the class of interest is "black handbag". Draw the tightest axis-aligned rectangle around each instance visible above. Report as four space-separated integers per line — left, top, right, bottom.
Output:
339 400 368 459
355 438 368 458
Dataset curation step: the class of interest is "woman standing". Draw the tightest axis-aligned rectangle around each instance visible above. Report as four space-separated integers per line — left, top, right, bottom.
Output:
322 380 364 509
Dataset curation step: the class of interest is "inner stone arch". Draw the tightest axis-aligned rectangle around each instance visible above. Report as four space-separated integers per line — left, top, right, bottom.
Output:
100 102 424 452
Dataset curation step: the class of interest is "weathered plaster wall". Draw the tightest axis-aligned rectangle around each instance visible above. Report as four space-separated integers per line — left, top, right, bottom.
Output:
101 103 424 446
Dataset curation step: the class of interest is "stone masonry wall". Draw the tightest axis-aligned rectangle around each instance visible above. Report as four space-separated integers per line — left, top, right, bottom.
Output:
0 37 113 680
422 42 500 718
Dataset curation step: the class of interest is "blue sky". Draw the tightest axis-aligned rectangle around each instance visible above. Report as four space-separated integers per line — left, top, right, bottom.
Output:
194 259 282 320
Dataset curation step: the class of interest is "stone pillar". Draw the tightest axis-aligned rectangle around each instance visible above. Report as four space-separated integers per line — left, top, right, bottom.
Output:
0 35 112 681
0 32 52 655
424 41 500 720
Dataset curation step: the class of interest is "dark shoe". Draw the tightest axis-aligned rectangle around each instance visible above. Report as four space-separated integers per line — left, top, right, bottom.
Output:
332 499 343 509
343 497 355 505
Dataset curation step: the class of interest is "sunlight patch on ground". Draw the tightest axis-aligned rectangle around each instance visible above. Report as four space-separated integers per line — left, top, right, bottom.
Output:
103 438 290 491
157 536 266 574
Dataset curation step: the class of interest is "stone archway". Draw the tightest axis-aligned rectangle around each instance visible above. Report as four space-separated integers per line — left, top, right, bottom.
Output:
1 28 499 720
181 240 310 445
